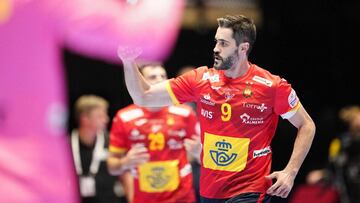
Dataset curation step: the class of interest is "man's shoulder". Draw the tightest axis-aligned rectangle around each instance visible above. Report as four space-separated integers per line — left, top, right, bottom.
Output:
250 64 283 87
114 104 145 123
167 105 194 117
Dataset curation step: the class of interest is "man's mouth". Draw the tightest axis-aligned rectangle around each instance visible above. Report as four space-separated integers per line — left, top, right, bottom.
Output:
214 55 222 61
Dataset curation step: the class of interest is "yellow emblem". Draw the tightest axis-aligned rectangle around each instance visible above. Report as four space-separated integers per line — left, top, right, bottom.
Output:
203 132 250 172
243 82 253 98
138 160 180 193
166 117 175 125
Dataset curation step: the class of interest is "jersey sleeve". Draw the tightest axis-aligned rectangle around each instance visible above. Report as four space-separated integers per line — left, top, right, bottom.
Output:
109 113 129 154
274 78 301 119
185 107 199 139
166 67 205 105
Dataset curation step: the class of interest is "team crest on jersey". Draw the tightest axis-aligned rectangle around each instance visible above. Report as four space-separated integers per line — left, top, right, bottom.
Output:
243 82 253 98
166 117 175 125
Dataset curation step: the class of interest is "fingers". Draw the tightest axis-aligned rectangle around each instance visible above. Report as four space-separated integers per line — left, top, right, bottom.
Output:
117 46 142 62
266 171 294 198
125 144 150 167
265 172 277 180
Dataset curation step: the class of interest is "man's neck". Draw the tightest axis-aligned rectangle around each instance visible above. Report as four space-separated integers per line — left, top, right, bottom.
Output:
78 127 97 147
224 60 250 79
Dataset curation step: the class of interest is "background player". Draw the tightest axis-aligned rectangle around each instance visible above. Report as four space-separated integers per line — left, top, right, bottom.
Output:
107 63 200 203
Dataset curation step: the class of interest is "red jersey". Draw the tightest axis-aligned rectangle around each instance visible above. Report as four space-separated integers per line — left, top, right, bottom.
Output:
109 104 197 203
166 64 301 199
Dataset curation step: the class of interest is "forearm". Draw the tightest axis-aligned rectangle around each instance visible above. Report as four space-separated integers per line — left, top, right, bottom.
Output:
107 156 129 176
284 122 316 176
123 61 151 105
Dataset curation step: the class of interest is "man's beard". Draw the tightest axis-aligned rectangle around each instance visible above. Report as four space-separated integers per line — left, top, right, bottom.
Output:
213 49 239 70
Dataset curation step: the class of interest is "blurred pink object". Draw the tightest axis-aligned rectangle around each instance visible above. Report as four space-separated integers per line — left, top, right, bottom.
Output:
0 0 184 202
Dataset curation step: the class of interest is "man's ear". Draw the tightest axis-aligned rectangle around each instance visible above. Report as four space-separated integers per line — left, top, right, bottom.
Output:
239 42 249 54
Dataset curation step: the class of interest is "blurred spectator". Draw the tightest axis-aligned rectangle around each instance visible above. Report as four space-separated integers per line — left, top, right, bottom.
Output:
0 0 184 202
329 105 360 203
289 169 340 203
71 95 127 203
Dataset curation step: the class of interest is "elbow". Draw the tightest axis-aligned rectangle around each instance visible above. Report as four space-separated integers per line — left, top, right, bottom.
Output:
309 120 316 136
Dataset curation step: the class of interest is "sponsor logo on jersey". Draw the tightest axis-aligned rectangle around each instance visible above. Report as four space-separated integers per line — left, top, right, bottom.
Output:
168 106 190 117
146 167 170 188
168 129 186 138
243 82 253 98
253 146 271 158
252 75 273 87
134 118 148 126
222 87 239 101
120 109 144 122
288 89 299 108
242 103 268 112
202 72 220 82
240 113 264 125
211 86 221 90
200 93 215 106
209 140 238 166
130 129 146 140
151 124 162 133
201 108 213 119
167 138 183 150
203 133 250 172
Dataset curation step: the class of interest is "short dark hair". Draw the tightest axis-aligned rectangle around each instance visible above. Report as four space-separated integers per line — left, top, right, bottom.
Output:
217 15 256 55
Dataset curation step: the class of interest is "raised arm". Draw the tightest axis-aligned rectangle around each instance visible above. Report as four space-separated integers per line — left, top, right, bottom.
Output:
266 104 316 198
53 0 184 62
118 47 174 107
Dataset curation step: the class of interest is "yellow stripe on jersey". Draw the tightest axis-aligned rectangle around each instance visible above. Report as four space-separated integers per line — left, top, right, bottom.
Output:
165 81 180 105
281 101 302 119
109 146 127 154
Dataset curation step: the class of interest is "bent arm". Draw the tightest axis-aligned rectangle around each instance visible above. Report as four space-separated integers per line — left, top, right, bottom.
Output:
266 104 316 198
285 105 316 176
123 61 174 107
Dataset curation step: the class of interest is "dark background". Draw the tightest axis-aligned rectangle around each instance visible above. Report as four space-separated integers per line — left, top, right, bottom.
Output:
64 0 359 200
